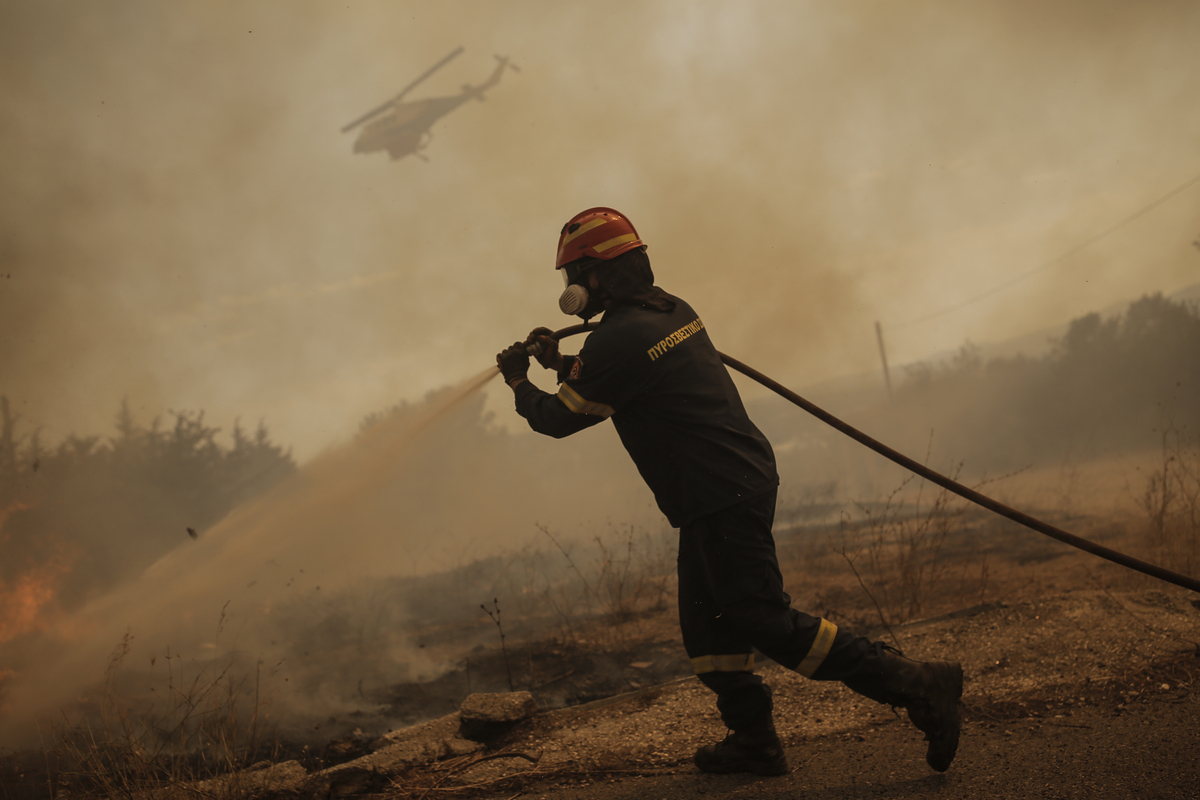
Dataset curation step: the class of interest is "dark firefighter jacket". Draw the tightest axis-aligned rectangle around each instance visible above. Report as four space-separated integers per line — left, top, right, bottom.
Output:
513 294 778 527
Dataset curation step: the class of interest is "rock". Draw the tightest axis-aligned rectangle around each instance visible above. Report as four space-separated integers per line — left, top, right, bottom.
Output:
305 712 485 796
459 692 538 741
183 716 491 800
446 736 485 757
319 731 371 766
369 712 465 753
460 691 538 723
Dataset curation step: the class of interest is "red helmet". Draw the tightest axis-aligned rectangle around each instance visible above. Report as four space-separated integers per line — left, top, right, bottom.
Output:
555 207 645 271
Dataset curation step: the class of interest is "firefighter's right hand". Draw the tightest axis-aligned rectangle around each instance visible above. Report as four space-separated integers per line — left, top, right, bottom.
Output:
496 342 530 386
525 327 563 372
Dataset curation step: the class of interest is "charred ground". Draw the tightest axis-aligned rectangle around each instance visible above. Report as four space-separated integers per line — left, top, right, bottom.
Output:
2 295 1199 797
5 486 1198 799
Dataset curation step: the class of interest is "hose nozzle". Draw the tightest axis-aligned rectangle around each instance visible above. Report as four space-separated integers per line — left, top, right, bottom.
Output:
525 341 543 358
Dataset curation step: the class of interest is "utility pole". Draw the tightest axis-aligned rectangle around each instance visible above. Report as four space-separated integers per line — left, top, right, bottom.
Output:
875 321 893 398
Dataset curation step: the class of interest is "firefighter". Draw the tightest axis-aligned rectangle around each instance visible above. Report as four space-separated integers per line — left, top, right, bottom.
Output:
496 207 963 776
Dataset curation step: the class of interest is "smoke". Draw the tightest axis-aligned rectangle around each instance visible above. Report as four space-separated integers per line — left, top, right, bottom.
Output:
1 1 1198 456
1 0 1200 747
0 368 659 747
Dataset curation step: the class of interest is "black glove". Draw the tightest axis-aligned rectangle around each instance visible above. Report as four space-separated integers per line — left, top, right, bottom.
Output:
496 342 530 385
525 327 563 371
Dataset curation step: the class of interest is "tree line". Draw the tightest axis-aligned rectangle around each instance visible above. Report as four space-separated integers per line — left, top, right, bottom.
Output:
0 400 295 615
877 292 1200 470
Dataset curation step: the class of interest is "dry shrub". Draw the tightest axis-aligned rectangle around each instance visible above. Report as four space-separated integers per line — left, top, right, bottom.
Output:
51 631 280 799
590 524 673 623
1141 423 1200 577
831 467 971 628
533 523 674 643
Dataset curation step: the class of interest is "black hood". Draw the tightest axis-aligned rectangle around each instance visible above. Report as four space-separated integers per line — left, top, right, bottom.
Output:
594 248 676 313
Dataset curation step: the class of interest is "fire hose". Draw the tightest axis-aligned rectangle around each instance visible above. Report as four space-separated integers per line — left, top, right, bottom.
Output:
530 323 1200 594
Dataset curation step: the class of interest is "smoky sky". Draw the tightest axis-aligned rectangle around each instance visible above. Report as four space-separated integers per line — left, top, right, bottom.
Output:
3 0 1200 750
1 0 1199 458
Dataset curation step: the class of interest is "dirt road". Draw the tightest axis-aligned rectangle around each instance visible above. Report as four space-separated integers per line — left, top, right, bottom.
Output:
428 589 1200 800
8 587 1195 799
512 693 1198 800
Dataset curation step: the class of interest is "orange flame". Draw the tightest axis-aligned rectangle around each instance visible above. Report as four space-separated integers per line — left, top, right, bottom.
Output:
0 501 74 644
0 561 73 643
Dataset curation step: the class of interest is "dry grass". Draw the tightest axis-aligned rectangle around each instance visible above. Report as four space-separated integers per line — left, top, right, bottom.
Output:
31 443 1200 798
519 523 674 645
1140 423 1200 577
49 631 281 799
831 471 967 629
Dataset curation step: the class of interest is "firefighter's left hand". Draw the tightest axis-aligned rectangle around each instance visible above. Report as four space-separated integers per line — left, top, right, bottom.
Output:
525 327 563 372
496 342 530 385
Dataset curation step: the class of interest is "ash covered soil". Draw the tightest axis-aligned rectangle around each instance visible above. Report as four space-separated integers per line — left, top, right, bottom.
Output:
12 583 1191 800
328 510 1200 799
4 497 1199 799
490 588 1200 800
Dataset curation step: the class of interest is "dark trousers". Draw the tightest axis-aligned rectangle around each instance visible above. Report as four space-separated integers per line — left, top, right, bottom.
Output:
677 489 890 730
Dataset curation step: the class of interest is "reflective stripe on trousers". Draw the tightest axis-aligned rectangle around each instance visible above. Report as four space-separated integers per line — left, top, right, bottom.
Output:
678 490 888 730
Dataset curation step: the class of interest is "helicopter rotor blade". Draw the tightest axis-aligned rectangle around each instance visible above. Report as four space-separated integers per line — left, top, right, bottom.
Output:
340 45 464 133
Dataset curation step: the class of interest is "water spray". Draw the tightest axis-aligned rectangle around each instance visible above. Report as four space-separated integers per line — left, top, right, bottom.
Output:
514 324 1200 594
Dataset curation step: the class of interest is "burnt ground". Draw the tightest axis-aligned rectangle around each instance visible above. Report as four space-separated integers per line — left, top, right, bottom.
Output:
367 586 1200 800
4 497 1200 799
374 636 696 732
10 584 1195 799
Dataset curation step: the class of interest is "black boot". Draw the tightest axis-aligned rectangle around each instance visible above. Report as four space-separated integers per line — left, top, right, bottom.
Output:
879 649 963 772
693 717 788 776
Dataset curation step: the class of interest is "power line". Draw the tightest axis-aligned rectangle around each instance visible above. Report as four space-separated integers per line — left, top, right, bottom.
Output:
889 170 1200 331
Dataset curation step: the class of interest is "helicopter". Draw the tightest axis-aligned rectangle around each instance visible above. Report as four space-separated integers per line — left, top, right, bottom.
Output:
342 47 519 162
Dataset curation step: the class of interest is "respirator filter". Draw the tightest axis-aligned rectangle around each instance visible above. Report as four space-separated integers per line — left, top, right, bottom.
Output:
559 284 590 316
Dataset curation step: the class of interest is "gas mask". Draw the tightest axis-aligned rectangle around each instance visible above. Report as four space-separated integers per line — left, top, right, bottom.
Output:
557 261 609 320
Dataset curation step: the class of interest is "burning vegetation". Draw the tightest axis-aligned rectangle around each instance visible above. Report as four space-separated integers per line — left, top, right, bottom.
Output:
1 294 1198 797
0 401 294 647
